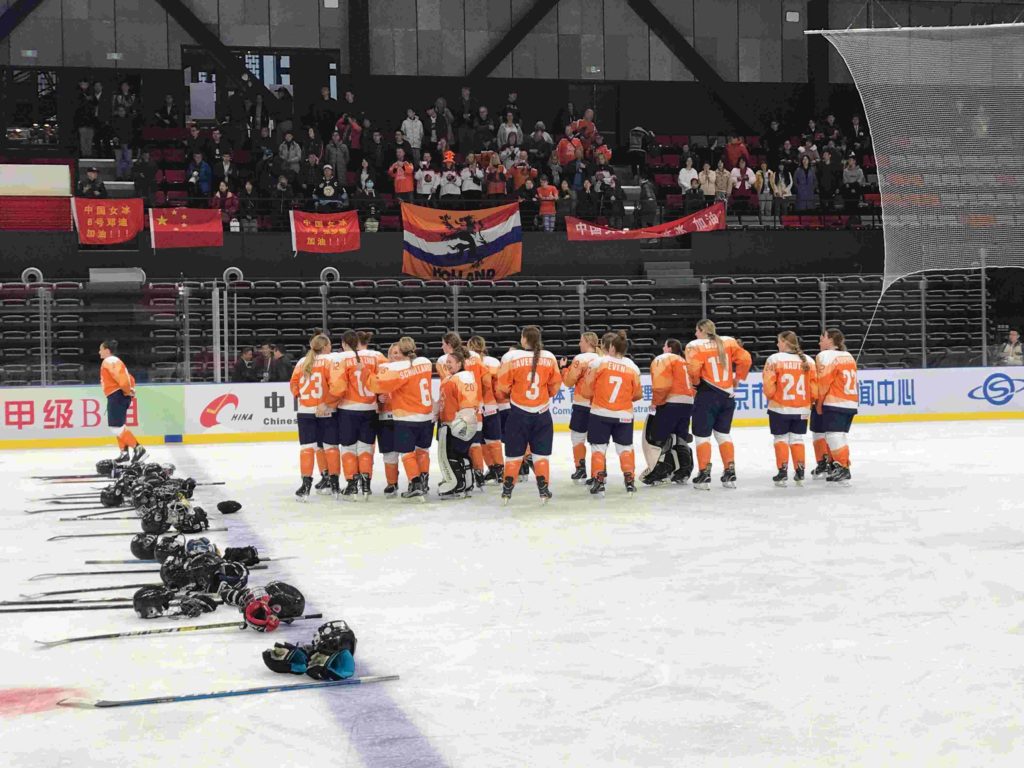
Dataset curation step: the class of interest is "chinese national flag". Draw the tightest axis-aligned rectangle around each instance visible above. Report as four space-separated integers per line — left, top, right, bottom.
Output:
289 210 361 254
149 208 223 249
72 198 145 245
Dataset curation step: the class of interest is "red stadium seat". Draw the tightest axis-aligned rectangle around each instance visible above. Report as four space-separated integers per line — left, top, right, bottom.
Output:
670 135 689 148
654 134 672 147
163 169 186 184
660 154 680 169
653 173 676 188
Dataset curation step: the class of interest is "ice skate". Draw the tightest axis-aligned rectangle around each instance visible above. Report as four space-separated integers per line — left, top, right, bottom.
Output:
340 477 361 502
537 477 552 504
570 460 588 484
295 477 313 503
811 458 833 479
793 464 805 486
358 473 372 501
589 471 607 496
314 472 332 495
720 465 737 489
131 445 146 464
692 467 712 490
401 476 427 501
828 464 852 486
329 475 340 499
500 477 515 506
624 472 637 495
773 465 788 487
383 483 399 499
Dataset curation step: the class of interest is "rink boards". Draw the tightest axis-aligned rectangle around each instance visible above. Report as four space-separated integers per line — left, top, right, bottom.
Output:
2 366 1023 448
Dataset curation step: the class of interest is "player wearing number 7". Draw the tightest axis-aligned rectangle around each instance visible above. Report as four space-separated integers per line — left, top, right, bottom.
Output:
363 337 435 500
290 334 347 502
814 328 858 485
685 319 752 490
334 330 384 501
762 331 817 487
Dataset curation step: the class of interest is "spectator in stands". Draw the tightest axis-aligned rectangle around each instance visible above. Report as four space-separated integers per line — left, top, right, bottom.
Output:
553 101 579 137
313 86 339 145
841 154 866 211
637 173 659 228
278 130 302 177
401 108 424 165
497 111 522 149
251 126 275 164
224 88 248 148
714 159 732 208
389 148 415 201
414 154 439 203
358 156 377 191
563 148 590 192
592 153 613 191
389 129 414 165
92 81 112 155
684 177 705 214
152 94 179 128
591 135 612 166
816 149 840 210
473 106 496 152
762 119 783 162
269 174 295 230
248 93 269 135
186 152 212 207
730 157 757 213
111 81 138 180
575 178 598 219
212 180 239 226
677 156 698 192
302 126 323 162
772 161 794 216
422 105 447 158
601 176 626 229
574 108 597 151
499 133 522 169
74 79 95 157
76 166 108 198
556 126 581 167
342 89 359 119
460 154 484 200
364 129 386 177
339 114 362 158
546 149 562 188
628 125 655 182
794 154 817 212
724 136 751 170
238 179 260 230
210 126 233 162
536 176 558 232
525 122 553 168
755 161 774 222
186 123 212 163
437 152 461 201
998 330 1023 365
456 86 476 151
132 149 158 207
484 154 508 198
232 347 261 383
823 113 843 145
299 152 323 201
803 119 820 144
502 91 521 125
315 165 348 212
779 139 796 168
325 130 350 176
275 87 295 141
556 178 577 225
799 137 820 163
518 178 539 229
508 150 536 191
849 115 869 153
213 151 239 191
698 161 716 208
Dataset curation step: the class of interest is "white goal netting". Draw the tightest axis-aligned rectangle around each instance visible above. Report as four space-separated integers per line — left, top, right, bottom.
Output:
816 23 1024 289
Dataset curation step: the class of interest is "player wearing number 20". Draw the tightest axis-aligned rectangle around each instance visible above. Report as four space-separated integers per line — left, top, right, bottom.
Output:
290 334 346 501
762 331 817 487
685 319 752 490
814 328 858 485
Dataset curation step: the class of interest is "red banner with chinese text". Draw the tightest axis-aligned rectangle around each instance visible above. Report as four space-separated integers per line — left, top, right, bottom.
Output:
72 198 144 245
289 210 361 254
565 202 726 241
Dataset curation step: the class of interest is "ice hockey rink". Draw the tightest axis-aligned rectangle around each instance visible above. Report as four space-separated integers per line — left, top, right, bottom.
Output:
2 420 1023 767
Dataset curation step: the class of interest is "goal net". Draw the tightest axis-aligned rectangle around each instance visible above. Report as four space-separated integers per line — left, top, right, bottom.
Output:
813 23 1024 289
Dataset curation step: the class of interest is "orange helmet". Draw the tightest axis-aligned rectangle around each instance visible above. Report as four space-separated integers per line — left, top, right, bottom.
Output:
443 150 455 164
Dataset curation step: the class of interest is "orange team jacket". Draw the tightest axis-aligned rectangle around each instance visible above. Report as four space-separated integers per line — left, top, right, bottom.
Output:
483 355 508 411
389 161 415 194
762 352 817 415
496 349 562 412
438 370 481 426
536 184 558 216
365 356 434 421
333 349 382 411
578 355 643 420
561 351 600 406
816 349 859 410
289 354 346 414
684 337 752 396
650 352 694 406
100 355 135 397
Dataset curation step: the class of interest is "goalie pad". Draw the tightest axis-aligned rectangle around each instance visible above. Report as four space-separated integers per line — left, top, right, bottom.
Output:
436 425 464 494
640 412 663 474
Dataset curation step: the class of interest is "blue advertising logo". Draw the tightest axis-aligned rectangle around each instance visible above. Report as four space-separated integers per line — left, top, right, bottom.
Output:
967 372 1024 406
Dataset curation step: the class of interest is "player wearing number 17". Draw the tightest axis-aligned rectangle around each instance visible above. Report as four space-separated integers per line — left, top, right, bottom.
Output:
290 335 347 501
762 331 817 487
685 319 752 490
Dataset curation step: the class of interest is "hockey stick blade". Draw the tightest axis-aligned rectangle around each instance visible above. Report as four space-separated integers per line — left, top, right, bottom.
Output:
48 528 228 541
57 675 398 708
1 597 135 606
0 604 141 614
30 565 267 581
84 556 295 565
36 613 324 648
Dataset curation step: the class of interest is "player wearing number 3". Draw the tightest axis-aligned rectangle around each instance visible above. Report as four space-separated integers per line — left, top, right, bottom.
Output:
364 337 434 500
685 319 752 490
814 328 858 485
762 331 816 487
290 334 347 502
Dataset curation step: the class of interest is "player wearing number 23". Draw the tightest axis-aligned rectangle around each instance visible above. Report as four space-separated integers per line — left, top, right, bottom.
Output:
290 334 347 496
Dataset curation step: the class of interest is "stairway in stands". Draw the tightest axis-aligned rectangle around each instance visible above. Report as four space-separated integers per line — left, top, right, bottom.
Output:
640 239 700 290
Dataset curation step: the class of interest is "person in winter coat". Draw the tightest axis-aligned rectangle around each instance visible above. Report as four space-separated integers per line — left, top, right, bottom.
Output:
524 123 554 168
298 153 324 200
729 157 757 213
211 180 240 225
724 136 751 169
575 178 598 219
484 154 508 197
460 154 484 200
186 152 212 207
600 176 626 229
278 130 303 176
414 153 440 202
401 108 424 164
772 162 794 217
325 130 350 175
698 162 717 208
793 155 818 211
238 179 261 225
497 111 523 150
473 106 497 152
714 159 732 208
269 175 296 230
755 161 775 222
388 148 415 201
438 152 462 201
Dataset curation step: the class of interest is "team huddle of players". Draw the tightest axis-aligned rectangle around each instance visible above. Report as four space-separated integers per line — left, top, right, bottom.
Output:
288 320 860 503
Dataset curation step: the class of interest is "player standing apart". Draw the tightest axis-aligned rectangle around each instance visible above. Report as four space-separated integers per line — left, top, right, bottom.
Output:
495 325 562 504
642 338 695 485
814 328 858 485
436 347 481 499
577 331 642 496
559 332 600 484
762 331 816 487
335 330 380 501
364 337 434 500
99 340 144 464
685 319 752 490
289 334 345 501
468 336 505 484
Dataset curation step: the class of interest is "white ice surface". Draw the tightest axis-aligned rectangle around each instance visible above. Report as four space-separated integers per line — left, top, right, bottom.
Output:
2 421 1024 767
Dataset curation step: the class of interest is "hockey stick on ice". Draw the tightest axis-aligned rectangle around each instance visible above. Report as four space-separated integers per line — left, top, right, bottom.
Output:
20 583 158 599
29 565 268 581
48 528 228 541
84 556 296 565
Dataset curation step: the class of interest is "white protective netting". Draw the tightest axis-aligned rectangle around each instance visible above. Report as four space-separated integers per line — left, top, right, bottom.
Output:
816 23 1024 289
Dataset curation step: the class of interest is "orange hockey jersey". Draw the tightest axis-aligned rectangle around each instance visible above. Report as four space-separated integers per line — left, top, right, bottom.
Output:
289 355 346 414
333 349 382 411
438 370 480 425
762 352 817 415
684 336 752 396
100 355 135 397
649 352 694 406
816 349 859 410
579 355 642 420
365 356 434 421
479 355 501 414
560 351 600 405
496 349 562 412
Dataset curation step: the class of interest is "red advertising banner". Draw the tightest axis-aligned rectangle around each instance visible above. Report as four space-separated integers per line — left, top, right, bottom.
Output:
565 202 726 241
289 210 361 254
149 207 223 249
72 198 144 245
0 196 72 231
